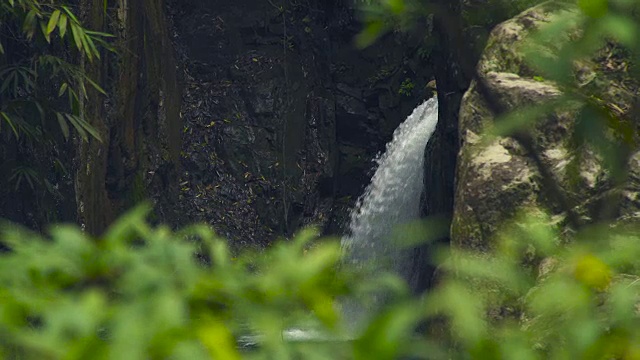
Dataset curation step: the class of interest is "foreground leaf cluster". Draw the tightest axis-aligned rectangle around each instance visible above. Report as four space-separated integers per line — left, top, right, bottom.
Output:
1 0 111 142
0 205 353 359
0 207 639 359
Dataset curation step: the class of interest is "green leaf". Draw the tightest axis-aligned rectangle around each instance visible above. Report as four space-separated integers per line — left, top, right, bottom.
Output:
355 302 422 359
23 10 37 39
102 203 153 246
85 35 100 60
384 0 405 14
40 18 50 43
608 280 639 327
425 281 487 344
56 112 70 139
69 88 80 113
70 23 83 54
58 14 68 38
47 10 61 35
86 76 107 95
0 111 19 138
487 99 566 139
355 20 385 49
61 6 81 23
598 14 638 49
33 101 45 122
0 69 16 94
85 30 116 38
390 216 450 249
578 0 608 18
65 113 88 140
79 28 93 60
58 83 68 97
76 115 102 141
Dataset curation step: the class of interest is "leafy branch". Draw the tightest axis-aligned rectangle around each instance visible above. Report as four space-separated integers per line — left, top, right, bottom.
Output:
0 0 113 142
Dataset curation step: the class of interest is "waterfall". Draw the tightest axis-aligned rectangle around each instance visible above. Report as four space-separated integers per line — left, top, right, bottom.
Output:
340 97 439 329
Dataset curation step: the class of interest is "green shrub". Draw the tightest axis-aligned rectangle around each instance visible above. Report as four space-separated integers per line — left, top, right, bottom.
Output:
1 208 639 359
0 204 363 359
423 210 640 359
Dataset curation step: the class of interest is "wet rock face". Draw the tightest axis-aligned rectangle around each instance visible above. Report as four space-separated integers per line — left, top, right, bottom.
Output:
452 3 640 250
167 0 435 245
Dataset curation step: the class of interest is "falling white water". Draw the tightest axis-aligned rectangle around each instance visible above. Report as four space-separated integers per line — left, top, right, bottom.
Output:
340 97 439 330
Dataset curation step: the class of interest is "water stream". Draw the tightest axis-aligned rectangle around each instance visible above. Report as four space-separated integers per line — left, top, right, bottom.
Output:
249 97 439 345
340 97 439 332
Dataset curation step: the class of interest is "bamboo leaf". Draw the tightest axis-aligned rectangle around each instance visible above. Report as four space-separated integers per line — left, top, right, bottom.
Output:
56 112 70 139
355 20 385 49
18 68 34 91
23 10 37 39
61 6 80 23
58 14 68 38
1 111 20 138
70 23 83 53
47 10 61 35
0 70 15 94
65 113 87 141
85 76 106 95
58 83 68 97
40 21 51 43
13 174 22 190
33 101 45 122
85 30 116 38
70 89 80 114
78 28 93 60
65 114 102 142
85 35 100 60
75 115 102 142
92 37 116 53
79 81 88 99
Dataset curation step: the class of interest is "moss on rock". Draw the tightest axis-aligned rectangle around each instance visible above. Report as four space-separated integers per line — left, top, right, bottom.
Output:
452 2 640 249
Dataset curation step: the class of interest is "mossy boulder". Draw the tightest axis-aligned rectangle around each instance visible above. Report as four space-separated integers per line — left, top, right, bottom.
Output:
452 2 640 250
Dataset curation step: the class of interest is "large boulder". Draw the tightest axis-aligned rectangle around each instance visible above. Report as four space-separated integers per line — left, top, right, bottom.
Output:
452 2 640 250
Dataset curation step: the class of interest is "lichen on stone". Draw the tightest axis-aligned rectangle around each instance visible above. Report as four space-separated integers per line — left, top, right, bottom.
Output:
452 1 640 250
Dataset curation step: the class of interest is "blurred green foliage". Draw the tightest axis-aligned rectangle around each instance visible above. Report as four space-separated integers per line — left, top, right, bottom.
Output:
0 206 639 358
1 0 640 359
0 205 356 359
428 209 640 359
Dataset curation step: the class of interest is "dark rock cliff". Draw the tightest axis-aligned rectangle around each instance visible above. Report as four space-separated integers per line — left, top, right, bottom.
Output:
168 0 435 245
0 0 437 241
